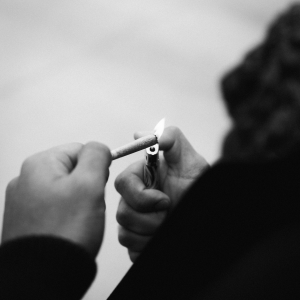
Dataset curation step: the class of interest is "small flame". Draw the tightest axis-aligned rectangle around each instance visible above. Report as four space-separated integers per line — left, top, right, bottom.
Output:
154 118 165 140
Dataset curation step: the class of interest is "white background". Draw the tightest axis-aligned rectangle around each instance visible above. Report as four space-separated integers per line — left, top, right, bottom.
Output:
0 0 293 298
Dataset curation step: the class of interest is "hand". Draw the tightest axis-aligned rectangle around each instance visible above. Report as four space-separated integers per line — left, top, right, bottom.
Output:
2 142 111 258
115 126 209 261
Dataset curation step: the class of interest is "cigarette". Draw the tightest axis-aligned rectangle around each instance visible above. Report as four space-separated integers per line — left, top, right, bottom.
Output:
111 134 158 160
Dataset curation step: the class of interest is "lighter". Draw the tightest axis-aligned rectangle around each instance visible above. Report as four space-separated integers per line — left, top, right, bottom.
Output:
144 143 160 189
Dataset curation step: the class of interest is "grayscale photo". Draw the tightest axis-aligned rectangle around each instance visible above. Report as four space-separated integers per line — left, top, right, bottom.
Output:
0 1 299 299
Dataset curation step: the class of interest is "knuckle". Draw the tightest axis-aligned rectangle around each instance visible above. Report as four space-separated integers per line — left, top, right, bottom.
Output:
116 204 130 227
114 173 125 193
118 226 131 248
5 177 18 195
118 227 145 251
116 198 133 228
167 125 182 136
85 141 111 158
21 155 36 172
128 250 140 263
118 226 151 252
21 152 45 175
86 141 106 150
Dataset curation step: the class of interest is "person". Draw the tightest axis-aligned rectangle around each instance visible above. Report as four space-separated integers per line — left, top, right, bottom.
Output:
109 5 300 299
1 3 300 299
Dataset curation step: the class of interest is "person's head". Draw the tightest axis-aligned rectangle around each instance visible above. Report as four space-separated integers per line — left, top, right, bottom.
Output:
221 3 300 161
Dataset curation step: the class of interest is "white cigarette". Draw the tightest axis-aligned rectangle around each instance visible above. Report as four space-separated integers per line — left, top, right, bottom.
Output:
111 134 158 160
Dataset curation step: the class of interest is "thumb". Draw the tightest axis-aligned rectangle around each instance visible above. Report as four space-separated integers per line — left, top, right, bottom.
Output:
73 142 112 185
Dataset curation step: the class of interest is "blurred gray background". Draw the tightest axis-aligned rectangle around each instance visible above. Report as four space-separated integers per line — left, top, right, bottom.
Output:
0 0 294 299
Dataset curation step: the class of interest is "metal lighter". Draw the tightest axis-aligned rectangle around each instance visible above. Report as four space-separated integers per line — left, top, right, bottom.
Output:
144 143 160 189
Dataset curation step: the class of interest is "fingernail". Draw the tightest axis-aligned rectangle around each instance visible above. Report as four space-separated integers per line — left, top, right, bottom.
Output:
154 200 170 211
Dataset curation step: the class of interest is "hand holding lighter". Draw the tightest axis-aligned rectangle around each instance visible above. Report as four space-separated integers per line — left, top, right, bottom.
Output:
144 144 160 189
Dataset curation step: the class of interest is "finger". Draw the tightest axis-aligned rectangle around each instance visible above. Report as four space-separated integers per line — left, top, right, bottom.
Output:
115 161 170 212
118 226 151 252
5 177 19 201
116 197 168 235
6 177 19 192
20 143 84 178
128 250 141 263
73 142 112 185
51 143 84 174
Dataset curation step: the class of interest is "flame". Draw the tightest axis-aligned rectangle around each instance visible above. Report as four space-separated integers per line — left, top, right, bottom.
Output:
154 118 165 140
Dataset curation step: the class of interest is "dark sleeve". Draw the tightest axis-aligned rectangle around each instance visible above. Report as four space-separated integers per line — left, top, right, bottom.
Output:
0 236 97 300
108 160 300 300
192 222 300 300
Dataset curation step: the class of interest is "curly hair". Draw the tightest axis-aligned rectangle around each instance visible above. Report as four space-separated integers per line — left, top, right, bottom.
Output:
221 4 300 161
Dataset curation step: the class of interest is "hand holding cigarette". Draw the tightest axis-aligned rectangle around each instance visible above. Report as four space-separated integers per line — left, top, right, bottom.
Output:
115 126 209 262
3 142 111 258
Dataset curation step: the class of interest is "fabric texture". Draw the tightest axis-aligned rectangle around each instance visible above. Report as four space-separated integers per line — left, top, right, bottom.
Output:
0 236 96 300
